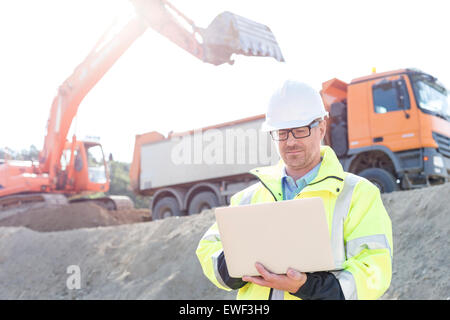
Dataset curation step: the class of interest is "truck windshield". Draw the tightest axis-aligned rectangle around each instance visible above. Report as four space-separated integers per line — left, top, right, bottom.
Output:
86 144 107 184
411 73 450 120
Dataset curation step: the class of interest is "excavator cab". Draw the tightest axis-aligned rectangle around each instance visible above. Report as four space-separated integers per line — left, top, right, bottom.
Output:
62 140 133 210
61 140 110 194
85 143 108 185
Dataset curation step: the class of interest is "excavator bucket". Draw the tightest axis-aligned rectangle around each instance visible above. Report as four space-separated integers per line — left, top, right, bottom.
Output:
201 11 285 65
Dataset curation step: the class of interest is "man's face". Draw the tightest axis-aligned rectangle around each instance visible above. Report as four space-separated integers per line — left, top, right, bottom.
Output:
277 120 326 171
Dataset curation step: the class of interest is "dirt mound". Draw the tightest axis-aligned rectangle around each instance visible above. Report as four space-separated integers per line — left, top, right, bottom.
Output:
379 183 450 299
0 202 151 232
0 183 449 300
0 211 234 300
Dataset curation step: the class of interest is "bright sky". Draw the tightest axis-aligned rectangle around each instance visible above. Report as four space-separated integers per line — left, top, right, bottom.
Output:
1 0 449 162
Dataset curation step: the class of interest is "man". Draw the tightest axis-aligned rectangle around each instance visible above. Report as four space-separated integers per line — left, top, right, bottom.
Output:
196 80 393 300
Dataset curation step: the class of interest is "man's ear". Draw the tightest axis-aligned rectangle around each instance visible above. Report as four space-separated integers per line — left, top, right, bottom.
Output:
319 119 327 140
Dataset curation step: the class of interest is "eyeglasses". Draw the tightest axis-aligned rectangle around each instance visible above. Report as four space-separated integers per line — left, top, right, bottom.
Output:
270 121 320 141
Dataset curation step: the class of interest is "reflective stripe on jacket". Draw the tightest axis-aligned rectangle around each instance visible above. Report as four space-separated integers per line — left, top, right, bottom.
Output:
196 146 393 300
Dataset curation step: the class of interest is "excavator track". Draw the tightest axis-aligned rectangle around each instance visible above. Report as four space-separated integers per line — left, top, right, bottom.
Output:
68 195 135 211
0 193 68 221
0 193 133 217
0 193 68 211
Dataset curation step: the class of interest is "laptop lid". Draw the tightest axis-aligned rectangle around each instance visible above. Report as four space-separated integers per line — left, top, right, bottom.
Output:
214 197 336 278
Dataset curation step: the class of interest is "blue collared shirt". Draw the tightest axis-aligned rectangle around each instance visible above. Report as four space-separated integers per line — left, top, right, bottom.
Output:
281 161 322 200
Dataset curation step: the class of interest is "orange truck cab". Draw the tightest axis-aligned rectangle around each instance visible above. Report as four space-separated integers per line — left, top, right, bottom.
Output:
321 68 450 192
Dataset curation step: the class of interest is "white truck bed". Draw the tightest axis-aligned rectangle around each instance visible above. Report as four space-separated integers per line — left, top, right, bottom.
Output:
139 117 280 190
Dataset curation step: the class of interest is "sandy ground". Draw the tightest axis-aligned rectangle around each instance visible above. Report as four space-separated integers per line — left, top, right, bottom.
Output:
379 183 450 300
0 183 449 300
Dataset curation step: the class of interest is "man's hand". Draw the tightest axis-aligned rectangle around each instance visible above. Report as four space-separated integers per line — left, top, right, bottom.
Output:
242 262 307 293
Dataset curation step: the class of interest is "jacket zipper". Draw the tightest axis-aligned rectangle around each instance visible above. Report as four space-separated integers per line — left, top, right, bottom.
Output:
307 175 343 186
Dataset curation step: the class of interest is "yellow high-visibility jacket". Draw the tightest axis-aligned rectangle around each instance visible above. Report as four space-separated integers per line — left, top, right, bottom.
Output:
196 146 393 300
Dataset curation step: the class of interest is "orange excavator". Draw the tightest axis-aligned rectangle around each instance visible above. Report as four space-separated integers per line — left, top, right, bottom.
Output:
0 0 284 211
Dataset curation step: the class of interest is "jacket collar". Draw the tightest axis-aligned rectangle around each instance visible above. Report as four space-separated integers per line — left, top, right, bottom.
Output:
250 146 345 199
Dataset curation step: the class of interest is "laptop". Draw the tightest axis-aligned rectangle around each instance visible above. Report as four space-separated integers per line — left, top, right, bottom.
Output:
214 197 336 278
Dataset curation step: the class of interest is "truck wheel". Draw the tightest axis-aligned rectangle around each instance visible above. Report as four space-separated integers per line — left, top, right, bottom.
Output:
153 197 182 220
188 191 219 215
358 168 399 193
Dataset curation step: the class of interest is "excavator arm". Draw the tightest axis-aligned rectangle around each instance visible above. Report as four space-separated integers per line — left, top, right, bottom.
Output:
38 0 284 187
39 15 148 181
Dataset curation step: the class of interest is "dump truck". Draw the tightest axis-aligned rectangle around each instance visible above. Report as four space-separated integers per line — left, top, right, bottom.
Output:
130 68 450 220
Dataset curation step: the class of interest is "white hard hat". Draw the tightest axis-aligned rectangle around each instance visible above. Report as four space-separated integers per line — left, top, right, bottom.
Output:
261 80 328 132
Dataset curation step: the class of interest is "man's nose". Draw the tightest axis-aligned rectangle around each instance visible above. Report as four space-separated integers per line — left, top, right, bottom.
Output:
286 131 297 146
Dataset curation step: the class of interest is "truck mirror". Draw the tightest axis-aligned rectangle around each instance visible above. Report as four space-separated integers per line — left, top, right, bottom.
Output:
394 79 410 119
